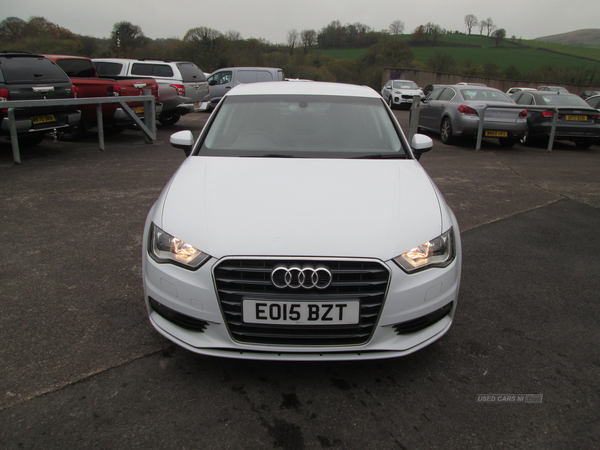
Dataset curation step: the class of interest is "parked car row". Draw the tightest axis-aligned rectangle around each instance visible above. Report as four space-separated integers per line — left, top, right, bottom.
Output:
1 51 289 147
400 82 600 149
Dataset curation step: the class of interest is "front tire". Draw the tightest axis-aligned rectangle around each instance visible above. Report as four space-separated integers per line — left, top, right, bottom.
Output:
440 117 454 145
387 96 394 110
158 113 181 126
575 140 593 149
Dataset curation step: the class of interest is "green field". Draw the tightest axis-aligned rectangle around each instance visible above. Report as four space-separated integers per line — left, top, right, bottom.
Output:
317 34 600 73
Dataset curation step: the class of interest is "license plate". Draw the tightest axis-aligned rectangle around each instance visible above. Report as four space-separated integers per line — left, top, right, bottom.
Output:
134 107 144 114
485 130 508 137
242 300 360 325
566 115 587 121
194 102 200 108
31 115 55 124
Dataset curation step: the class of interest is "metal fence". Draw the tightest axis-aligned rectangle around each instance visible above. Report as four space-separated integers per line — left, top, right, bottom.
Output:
2 94 156 164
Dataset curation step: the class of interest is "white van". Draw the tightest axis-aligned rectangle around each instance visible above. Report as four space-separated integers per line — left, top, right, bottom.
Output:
206 67 285 109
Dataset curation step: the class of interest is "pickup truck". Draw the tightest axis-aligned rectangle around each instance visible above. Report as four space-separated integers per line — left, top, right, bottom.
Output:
0 52 81 146
92 58 209 125
44 55 162 140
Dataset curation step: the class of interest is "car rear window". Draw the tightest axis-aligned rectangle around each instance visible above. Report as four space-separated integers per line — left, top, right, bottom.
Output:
54 59 96 78
94 62 124 77
177 63 206 82
0 56 70 83
131 63 174 77
461 89 512 102
538 95 589 107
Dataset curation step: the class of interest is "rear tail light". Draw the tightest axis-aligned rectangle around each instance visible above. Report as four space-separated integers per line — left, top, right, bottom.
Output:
71 85 77 98
170 84 185 96
107 85 120 97
457 105 478 115
542 111 555 118
518 109 528 118
0 88 8 113
589 114 600 120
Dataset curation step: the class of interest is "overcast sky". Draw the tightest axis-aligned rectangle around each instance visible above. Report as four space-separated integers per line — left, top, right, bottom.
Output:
3 0 599 44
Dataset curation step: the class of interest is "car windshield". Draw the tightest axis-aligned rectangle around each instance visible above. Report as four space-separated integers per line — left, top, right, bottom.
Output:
392 81 418 89
460 89 513 103
538 95 589 107
199 94 406 158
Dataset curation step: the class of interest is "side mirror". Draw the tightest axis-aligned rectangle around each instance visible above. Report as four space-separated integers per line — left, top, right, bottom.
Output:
170 130 195 157
208 79 216 86
411 133 433 161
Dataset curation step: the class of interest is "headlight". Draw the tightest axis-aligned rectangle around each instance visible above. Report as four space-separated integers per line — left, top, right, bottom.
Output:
393 228 455 273
149 223 210 270
394 90 402 94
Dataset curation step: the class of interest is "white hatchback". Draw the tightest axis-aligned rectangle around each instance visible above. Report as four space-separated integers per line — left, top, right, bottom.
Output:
142 81 462 361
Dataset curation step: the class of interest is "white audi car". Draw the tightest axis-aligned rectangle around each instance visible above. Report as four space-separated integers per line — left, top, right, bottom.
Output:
142 81 462 360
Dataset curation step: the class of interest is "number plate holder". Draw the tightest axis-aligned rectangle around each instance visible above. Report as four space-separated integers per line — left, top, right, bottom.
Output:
31 115 55 124
485 130 508 137
242 300 360 325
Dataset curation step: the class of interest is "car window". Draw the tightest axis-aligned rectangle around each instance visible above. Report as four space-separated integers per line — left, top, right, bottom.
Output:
0 56 70 83
538 94 589 107
200 95 405 158
438 88 455 101
461 89 512 103
94 62 123 77
177 62 206 82
392 81 418 89
517 94 534 105
587 97 600 109
131 63 174 77
209 71 233 85
427 88 445 101
54 59 96 78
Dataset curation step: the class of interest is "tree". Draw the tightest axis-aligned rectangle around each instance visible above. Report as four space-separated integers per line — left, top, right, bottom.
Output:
492 28 506 46
388 20 405 35
482 17 496 37
411 25 425 43
478 19 486 35
0 17 26 42
287 28 299 55
111 21 145 56
300 29 317 54
225 30 242 41
464 14 477 35
423 22 442 42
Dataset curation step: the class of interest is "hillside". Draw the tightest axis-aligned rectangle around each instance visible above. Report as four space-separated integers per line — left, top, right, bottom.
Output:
318 34 600 73
535 29 600 48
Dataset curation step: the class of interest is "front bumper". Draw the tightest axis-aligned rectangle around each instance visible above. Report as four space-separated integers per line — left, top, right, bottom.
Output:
142 248 462 361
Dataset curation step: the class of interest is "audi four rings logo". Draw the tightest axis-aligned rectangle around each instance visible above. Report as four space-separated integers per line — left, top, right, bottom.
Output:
271 265 332 289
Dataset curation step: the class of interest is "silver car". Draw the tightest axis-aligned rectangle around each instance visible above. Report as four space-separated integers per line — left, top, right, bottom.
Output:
418 85 528 147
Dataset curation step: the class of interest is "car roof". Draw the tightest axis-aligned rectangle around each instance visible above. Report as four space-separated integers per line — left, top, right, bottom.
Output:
226 81 380 98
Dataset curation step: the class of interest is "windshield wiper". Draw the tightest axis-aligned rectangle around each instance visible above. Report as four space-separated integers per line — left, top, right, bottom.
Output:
351 153 409 159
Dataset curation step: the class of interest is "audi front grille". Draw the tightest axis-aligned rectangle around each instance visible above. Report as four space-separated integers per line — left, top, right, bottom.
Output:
213 259 390 346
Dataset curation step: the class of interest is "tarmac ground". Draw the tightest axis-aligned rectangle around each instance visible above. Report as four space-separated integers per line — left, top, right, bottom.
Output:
1 110 599 449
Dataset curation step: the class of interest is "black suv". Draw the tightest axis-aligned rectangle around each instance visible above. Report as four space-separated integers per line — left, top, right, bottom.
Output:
0 52 80 145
